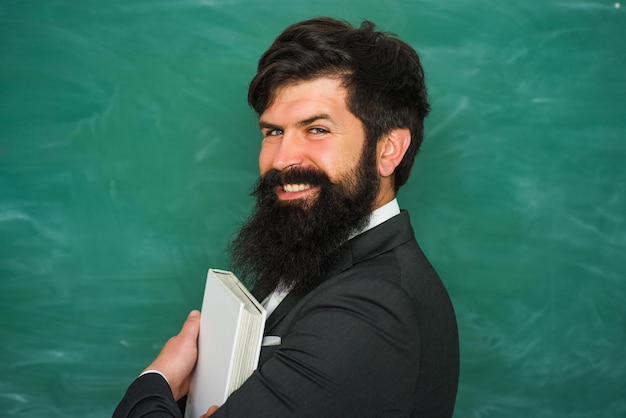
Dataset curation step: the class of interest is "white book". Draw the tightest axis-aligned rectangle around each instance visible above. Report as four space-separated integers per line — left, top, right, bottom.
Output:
184 269 266 418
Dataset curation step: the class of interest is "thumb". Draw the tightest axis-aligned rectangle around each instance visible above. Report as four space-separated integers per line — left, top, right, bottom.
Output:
179 310 201 338
201 405 219 417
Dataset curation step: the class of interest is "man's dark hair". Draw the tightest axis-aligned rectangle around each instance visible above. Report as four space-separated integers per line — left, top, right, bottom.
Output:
248 17 430 191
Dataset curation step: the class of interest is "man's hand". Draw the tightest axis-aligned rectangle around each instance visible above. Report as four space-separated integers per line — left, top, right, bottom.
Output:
200 405 219 417
143 310 201 400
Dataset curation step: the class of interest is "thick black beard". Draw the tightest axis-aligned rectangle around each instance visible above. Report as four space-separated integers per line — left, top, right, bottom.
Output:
229 143 380 296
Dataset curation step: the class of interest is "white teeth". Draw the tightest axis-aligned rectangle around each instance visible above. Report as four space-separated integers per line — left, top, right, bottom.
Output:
283 183 311 193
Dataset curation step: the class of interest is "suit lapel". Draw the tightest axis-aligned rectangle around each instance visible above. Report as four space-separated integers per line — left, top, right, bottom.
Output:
263 290 304 333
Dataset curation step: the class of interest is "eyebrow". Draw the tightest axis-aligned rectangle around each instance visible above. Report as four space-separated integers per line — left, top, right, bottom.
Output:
296 113 333 127
259 113 334 130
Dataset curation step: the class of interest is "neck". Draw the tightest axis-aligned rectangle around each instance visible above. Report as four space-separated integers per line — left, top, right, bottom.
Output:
372 178 396 210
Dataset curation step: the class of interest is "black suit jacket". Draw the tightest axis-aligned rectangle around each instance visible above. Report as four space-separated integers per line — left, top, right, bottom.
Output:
114 211 459 417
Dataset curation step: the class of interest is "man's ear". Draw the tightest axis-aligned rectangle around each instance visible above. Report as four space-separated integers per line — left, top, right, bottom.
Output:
377 128 411 177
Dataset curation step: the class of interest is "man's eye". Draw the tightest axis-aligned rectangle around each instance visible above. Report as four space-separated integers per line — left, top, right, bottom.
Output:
264 129 283 137
309 127 329 134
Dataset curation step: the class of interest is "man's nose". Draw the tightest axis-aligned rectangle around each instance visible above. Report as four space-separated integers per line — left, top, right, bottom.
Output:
271 132 305 171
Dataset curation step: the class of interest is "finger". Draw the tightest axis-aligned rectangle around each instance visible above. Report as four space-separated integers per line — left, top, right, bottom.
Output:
179 310 201 337
201 405 219 417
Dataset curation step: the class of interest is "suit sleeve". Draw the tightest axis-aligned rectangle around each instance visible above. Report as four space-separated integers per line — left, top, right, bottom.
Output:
113 373 182 418
212 273 422 417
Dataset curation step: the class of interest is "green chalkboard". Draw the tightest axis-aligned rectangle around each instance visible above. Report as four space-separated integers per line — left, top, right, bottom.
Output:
1 1 625 417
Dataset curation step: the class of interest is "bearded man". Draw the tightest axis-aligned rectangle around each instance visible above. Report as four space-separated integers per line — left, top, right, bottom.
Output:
115 17 459 418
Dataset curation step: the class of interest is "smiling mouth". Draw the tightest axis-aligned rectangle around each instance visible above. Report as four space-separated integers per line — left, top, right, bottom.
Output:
283 183 313 193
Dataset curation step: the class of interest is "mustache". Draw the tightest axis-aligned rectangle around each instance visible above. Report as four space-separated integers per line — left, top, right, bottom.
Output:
257 167 333 191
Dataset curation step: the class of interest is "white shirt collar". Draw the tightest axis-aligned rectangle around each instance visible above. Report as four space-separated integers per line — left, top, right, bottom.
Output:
350 198 400 239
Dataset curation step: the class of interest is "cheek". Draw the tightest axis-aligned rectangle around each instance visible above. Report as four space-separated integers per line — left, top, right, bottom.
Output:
316 144 362 181
258 144 274 175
